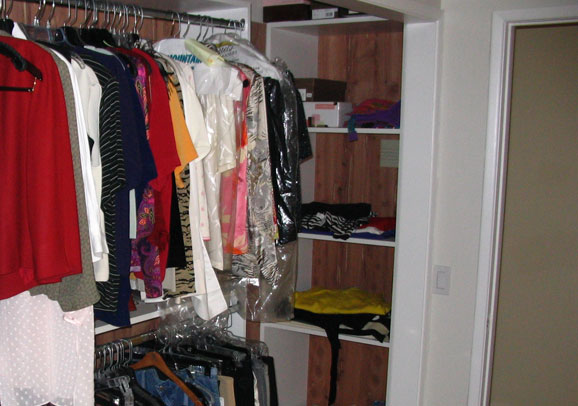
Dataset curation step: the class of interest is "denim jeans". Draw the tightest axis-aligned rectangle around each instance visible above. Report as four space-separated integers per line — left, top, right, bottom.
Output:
135 368 197 406
178 366 221 406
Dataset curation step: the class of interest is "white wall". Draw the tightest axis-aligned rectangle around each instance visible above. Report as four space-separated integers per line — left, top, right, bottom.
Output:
422 0 577 405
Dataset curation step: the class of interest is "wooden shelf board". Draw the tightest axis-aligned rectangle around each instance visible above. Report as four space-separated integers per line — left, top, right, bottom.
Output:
298 232 396 247
308 127 400 134
262 320 390 348
94 302 160 335
267 15 391 35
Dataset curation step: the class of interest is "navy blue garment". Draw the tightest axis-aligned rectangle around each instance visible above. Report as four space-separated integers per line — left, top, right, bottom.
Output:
78 47 156 326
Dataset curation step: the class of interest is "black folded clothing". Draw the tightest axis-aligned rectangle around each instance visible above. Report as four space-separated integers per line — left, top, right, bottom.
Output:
301 202 372 220
293 308 390 405
301 202 373 240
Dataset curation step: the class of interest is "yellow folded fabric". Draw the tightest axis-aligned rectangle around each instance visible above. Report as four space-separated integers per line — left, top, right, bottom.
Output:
294 287 390 315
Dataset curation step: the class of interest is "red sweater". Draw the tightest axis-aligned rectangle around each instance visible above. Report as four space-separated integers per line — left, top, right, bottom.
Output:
0 37 82 299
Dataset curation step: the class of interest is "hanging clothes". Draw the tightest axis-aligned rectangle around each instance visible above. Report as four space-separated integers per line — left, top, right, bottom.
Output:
94 318 280 406
0 35 84 299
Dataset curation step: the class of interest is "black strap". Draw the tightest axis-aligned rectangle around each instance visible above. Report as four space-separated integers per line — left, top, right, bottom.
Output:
0 41 43 92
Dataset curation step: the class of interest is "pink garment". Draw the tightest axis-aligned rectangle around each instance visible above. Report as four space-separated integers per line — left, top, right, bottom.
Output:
231 69 250 255
130 185 163 298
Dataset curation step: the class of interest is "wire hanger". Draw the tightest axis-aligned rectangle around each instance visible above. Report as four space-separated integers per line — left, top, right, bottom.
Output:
182 13 191 38
57 0 84 46
0 41 43 92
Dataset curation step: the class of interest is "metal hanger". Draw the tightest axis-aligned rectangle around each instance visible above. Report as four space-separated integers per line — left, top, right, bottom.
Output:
2 0 14 19
57 0 84 46
89 0 98 29
182 13 191 38
136 6 144 35
196 16 205 40
45 0 55 28
79 0 92 29
32 0 46 27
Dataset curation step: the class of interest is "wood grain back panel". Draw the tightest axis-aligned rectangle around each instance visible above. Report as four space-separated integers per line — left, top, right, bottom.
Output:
317 21 403 104
312 133 398 217
95 318 160 346
251 21 266 55
309 132 397 305
307 335 389 406
305 21 402 401
6 1 175 42
310 241 395 301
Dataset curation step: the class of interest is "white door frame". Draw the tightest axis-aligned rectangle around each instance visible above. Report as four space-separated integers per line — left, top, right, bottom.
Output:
467 5 578 406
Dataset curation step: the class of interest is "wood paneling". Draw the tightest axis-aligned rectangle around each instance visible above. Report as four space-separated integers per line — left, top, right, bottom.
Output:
305 22 402 404
6 1 174 42
251 21 266 54
95 318 160 346
308 336 389 406
154 18 174 41
317 21 403 104
310 132 397 299
139 16 156 40
313 133 398 215
307 132 397 406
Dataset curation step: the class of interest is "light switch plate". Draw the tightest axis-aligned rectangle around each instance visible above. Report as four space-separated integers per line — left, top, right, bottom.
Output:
433 265 451 295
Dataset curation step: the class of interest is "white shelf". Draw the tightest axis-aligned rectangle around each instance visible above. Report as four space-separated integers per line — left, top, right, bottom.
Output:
94 302 161 335
267 15 390 34
298 232 396 247
307 127 400 134
262 320 390 348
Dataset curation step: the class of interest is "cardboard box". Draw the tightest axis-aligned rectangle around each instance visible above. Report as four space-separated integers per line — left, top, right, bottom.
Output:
263 4 312 22
294 78 347 102
303 102 353 127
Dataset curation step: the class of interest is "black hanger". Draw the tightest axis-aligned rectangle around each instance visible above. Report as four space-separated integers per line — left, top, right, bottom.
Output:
54 0 84 47
0 41 43 92
57 26 84 47
80 27 117 48
0 18 14 33
0 0 14 33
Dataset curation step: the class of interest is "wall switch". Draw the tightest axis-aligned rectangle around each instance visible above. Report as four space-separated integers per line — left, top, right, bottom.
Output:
380 139 399 167
433 265 451 295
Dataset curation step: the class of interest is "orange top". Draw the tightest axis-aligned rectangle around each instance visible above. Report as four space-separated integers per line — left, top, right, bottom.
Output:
167 80 198 187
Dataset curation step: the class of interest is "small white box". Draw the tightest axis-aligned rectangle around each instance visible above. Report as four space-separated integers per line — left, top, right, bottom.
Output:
312 8 339 19
303 102 353 128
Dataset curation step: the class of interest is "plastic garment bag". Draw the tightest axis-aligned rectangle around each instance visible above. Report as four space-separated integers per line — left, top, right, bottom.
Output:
193 62 243 271
206 34 311 321
207 34 312 245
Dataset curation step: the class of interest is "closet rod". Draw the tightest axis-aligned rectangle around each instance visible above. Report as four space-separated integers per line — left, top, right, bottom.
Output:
12 0 246 31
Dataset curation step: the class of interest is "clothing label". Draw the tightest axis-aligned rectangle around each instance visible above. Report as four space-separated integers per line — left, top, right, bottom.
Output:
129 189 137 238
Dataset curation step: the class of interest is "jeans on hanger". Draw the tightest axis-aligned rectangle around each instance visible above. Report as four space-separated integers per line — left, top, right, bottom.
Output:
135 368 197 406
178 366 220 406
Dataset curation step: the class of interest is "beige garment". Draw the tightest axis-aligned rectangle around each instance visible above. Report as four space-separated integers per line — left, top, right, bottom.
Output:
28 46 99 312
218 375 236 406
